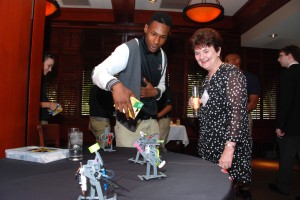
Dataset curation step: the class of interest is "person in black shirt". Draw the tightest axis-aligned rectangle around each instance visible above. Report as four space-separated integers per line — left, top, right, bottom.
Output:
268 45 300 197
92 12 172 147
89 85 114 145
225 53 261 200
157 86 172 152
225 53 260 134
40 52 61 124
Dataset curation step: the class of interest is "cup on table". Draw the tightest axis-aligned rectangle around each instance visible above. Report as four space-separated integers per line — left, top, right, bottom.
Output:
192 85 200 117
68 129 83 161
69 128 79 132
68 128 79 148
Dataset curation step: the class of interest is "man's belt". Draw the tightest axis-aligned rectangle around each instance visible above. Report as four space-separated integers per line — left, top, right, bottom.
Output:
138 114 157 120
90 117 110 122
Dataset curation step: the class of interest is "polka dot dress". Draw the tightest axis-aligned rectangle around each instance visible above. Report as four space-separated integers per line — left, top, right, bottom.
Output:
198 63 252 183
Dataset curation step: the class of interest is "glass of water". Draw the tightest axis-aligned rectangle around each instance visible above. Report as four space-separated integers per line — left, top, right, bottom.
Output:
68 131 83 161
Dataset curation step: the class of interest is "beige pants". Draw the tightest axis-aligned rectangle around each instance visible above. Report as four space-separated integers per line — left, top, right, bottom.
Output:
115 119 159 147
40 120 48 125
89 117 111 145
158 118 171 149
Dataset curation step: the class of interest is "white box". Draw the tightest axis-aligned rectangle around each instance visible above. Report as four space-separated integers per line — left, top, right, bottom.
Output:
5 146 69 163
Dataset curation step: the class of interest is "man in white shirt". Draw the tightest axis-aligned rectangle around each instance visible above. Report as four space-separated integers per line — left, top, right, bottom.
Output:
92 12 172 147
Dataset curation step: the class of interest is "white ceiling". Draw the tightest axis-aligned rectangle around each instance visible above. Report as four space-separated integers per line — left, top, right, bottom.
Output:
241 0 300 49
56 0 300 49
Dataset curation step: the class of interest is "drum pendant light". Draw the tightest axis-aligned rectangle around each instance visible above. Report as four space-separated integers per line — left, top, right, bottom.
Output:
45 0 61 17
183 0 224 24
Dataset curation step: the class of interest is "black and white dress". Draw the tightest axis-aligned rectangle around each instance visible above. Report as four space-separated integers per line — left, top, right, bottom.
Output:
198 63 252 183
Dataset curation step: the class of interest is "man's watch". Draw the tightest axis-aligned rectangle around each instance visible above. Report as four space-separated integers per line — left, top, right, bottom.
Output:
155 87 161 98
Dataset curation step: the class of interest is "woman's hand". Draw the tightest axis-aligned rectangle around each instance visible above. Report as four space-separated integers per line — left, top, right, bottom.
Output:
188 96 201 109
49 102 58 111
219 142 235 169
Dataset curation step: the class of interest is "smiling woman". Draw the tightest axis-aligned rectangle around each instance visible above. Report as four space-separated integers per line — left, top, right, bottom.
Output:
189 27 252 198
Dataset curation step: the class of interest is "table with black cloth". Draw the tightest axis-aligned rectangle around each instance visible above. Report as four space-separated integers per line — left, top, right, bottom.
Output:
0 147 234 200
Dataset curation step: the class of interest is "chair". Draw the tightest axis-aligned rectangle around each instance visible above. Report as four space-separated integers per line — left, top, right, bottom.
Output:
37 124 60 147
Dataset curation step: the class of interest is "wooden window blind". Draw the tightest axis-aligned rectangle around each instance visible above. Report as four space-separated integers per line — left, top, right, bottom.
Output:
186 59 207 117
80 30 123 115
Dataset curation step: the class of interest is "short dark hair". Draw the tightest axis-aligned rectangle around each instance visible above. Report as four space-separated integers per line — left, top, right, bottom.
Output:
147 12 172 28
43 52 54 62
189 28 223 53
279 45 300 63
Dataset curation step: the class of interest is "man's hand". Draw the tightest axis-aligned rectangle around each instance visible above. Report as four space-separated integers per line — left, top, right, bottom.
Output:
140 78 158 98
275 128 285 139
112 83 136 119
247 94 259 113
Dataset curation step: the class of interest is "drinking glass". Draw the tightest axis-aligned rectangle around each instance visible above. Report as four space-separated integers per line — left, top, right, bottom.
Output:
69 128 79 132
68 128 79 149
68 129 83 161
192 85 200 117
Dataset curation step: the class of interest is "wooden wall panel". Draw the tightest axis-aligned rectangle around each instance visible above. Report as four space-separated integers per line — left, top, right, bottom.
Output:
53 8 114 22
0 0 32 157
0 0 46 157
26 0 47 146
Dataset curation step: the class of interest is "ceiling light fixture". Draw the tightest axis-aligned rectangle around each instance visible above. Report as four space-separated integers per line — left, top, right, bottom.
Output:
45 0 61 17
183 0 224 24
149 0 157 3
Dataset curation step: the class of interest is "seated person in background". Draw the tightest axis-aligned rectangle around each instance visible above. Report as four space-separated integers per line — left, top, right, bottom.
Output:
89 85 115 145
157 86 173 152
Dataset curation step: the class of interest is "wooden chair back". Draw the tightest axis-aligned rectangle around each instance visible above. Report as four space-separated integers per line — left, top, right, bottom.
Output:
37 124 60 147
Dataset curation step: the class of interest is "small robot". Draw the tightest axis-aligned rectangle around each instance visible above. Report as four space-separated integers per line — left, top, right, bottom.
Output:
100 127 115 152
129 131 166 180
76 143 127 200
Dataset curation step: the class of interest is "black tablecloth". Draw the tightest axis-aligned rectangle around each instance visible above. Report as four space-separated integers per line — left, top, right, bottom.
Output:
0 147 234 200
